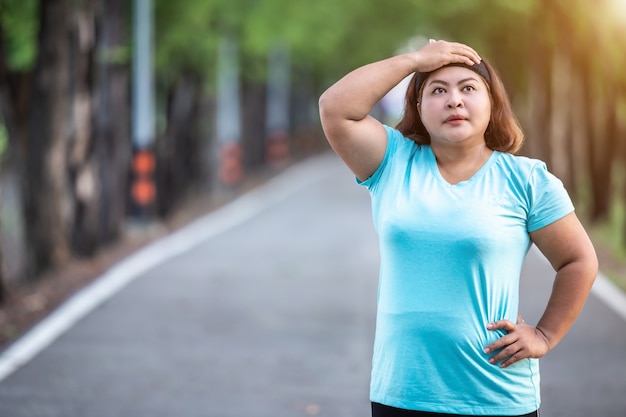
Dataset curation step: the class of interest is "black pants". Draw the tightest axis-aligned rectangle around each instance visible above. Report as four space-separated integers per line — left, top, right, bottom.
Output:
372 402 539 417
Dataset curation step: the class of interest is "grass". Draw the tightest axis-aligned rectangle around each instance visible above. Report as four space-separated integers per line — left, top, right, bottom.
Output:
571 169 626 293
590 223 626 292
584 191 626 293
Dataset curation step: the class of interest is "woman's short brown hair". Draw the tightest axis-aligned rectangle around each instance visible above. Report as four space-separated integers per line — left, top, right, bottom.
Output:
395 58 524 154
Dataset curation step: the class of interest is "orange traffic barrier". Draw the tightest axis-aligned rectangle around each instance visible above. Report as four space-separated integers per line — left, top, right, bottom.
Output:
131 149 156 207
266 130 290 168
219 142 244 185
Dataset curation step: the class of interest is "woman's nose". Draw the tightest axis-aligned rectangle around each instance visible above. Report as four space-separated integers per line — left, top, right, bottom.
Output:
446 92 463 108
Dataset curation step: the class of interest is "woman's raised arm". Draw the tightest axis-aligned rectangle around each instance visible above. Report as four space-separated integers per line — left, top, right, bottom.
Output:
318 40 482 181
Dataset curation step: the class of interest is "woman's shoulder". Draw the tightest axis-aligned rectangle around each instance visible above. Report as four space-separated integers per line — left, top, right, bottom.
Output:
494 152 548 175
383 125 427 154
493 152 568 197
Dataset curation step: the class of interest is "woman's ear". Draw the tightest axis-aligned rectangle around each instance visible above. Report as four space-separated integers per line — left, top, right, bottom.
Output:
416 101 421 116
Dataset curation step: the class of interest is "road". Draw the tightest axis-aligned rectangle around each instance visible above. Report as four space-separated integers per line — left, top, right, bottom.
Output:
0 152 624 417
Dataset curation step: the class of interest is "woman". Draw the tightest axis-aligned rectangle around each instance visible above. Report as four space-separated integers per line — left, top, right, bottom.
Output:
318 39 598 417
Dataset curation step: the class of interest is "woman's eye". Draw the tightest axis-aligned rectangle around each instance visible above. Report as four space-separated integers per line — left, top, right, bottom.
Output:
462 85 475 92
432 87 445 94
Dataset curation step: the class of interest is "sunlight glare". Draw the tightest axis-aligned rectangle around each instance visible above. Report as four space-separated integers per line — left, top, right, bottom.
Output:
611 0 626 22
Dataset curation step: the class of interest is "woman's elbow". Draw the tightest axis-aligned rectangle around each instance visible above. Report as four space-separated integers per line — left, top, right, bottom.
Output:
577 246 599 287
318 90 337 125
586 251 599 282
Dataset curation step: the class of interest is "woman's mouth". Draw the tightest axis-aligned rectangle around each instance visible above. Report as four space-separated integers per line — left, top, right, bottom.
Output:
444 115 467 124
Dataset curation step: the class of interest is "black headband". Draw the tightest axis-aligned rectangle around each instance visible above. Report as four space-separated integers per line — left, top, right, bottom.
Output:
415 61 492 95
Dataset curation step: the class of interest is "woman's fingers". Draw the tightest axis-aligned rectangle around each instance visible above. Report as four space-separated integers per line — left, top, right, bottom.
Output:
486 319 516 332
483 321 514 353
447 41 482 65
484 320 551 368
420 40 482 69
487 339 525 367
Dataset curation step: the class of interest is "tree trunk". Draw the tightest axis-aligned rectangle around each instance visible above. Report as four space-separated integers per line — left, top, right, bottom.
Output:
0 19 10 300
565 65 588 204
156 75 202 217
68 1 99 256
619 86 626 245
92 0 131 243
593 87 618 220
548 53 572 190
0 25 32 166
291 65 324 157
581 59 615 222
524 17 552 161
0 181 5 302
241 81 266 170
0 6 35 287
21 0 73 279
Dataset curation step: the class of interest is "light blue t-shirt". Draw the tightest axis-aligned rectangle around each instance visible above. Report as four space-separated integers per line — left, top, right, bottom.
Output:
359 126 574 415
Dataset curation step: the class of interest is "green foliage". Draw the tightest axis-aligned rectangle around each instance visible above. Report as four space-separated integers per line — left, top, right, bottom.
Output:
240 0 363 81
149 0 626 129
154 0 219 84
1 0 622 97
0 0 38 71
153 0 429 87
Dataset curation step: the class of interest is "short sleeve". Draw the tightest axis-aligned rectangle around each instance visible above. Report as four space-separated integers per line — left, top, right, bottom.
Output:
357 125 401 190
526 162 575 232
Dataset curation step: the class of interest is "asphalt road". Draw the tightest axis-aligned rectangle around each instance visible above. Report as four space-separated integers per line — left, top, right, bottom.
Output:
0 152 624 417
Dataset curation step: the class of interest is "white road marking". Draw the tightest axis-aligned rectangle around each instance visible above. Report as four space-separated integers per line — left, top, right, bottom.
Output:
592 272 626 322
0 153 338 382
530 244 626 322
1 154 625 383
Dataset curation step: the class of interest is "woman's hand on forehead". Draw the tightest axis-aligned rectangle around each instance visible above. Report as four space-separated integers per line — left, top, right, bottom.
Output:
411 40 482 73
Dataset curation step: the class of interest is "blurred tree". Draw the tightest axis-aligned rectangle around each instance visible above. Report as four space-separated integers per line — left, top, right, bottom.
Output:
540 0 625 223
153 0 215 215
0 0 37 162
438 0 626 228
0 0 37 294
0 0 132 281
616 23 626 244
68 0 99 255
20 0 74 278
552 0 608 220
88 0 131 248
150 0 374 207
0 0 625 287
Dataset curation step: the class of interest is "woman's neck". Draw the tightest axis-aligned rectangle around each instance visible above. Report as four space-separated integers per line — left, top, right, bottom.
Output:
432 141 493 185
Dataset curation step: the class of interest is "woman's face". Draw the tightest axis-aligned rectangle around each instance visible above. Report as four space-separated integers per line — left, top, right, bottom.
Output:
418 66 491 147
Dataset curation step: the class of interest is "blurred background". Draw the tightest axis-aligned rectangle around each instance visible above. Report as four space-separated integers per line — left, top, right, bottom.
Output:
0 0 625 345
